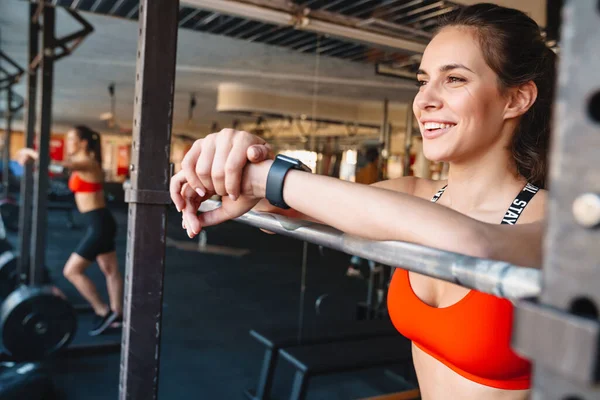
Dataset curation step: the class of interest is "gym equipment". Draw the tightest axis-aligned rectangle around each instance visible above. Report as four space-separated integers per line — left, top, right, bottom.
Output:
0 362 56 400
199 200 540 300
0 240 12 255
245 320 400 400
0 286 76 360
0 253 17 300
0 201 18 233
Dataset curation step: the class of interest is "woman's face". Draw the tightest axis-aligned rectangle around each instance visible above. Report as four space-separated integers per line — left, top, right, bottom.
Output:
66 130 84 156
413 26 510 163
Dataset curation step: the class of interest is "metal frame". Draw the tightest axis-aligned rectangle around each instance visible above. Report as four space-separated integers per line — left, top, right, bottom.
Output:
17 2 40 285
24 3 94 285
512 1 600 397
119 1 179 399
112 0 600 397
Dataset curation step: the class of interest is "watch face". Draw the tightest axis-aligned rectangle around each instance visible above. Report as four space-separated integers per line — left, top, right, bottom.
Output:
276 154 312 173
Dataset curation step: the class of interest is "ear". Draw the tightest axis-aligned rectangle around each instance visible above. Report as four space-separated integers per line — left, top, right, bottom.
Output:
503 81 538 120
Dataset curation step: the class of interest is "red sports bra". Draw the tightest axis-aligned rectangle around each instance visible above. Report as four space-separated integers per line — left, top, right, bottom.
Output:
387 183 540 390
68 172 103 193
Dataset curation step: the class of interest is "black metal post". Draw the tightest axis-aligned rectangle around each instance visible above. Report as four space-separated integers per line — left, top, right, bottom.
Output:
30 5 54 285
378 98 388 181
119 0 179 399
2 89 11 199
17 2 39 284
403 103 413 177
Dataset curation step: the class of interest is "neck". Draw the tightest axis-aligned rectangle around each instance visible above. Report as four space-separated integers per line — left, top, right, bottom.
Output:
444 148 525 212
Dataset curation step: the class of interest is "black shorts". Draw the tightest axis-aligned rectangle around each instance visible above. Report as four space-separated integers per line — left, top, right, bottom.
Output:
74 208 117 261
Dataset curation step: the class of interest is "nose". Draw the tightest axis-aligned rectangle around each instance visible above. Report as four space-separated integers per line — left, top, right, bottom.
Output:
414 82 443 111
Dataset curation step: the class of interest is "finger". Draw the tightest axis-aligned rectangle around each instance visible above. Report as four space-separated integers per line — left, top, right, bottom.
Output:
181 184 202 236
181 140 205 195
225 138 258 200
169 171 187 212
195 136 216 195
247 144 273 162
211 133 233 197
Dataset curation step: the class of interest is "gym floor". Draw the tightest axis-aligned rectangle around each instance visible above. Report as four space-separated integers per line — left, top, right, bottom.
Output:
8 204 413 399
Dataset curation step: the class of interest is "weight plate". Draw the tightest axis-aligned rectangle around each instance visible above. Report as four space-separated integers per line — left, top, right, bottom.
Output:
0 286 77 360
0 252 17 299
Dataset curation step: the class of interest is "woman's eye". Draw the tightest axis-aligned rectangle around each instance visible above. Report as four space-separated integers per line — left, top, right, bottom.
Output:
447 76 466 83
416 80 427 87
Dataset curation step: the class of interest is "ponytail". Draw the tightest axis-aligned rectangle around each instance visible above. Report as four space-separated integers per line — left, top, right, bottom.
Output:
74 125 102 166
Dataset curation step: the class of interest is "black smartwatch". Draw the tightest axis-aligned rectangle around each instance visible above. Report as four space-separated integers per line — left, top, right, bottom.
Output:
266 154 312 209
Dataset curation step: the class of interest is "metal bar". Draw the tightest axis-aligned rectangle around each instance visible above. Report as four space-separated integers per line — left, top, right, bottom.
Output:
512 0 600 395
332 46 368 59
334 0 376 15
191 12 220 29
235 21 267 39
324 43 363 57
295 38 337 53
261 29 296 45
2 90 12 199
18 3 39 285
400 6 457 26
199 200 541 299
289 34 320 50
125 3 139 19
391 1 444 23
90 0 104 13
357 0 423 19
220 18 253 36
318 0 347 11
30 4 54 286
206 15 236 33
277 32 314 48
108 0 128 15
180 0 426 53
119 0 179 399
179 9 203 27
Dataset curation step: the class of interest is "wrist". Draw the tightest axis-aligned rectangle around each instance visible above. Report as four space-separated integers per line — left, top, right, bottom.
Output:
251 160 273 199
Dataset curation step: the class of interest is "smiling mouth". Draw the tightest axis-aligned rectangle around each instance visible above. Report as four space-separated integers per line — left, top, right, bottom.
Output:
422 122 457 139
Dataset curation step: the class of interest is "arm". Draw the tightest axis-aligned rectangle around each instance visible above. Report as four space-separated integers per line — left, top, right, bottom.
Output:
250 161 542 268
252 176 421 221
56 159 98 172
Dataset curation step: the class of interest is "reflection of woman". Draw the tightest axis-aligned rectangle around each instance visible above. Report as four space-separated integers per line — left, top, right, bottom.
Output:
172 4 554 398
17 126 123 336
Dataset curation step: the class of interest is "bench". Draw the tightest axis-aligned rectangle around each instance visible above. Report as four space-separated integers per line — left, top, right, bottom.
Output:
279 335 413 400
48 201 79 229
245 319 400 400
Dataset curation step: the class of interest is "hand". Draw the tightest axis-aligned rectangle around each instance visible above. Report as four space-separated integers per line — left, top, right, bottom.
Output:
173 161 272 238
172 129 273 212
16 148 38 166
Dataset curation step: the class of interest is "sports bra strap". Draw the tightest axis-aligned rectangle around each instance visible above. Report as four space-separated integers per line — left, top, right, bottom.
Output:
430 182 539 225
501 183 539 225
431 185 447 203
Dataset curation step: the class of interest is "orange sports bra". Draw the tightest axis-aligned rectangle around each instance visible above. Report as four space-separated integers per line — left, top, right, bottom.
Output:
68 172 103 194
388 182 540 390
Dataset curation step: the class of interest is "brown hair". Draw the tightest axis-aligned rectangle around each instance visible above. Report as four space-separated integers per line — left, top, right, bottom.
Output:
74 125 102 165
437 3 557 188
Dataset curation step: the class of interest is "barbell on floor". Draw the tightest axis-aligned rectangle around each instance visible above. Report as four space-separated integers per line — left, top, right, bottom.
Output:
199 200 541 300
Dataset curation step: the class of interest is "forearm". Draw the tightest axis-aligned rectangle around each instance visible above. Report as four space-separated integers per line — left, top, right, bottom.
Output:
253 165 489 258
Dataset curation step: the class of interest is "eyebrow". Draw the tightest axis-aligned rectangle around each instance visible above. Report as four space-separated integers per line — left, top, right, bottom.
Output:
417 63 475 75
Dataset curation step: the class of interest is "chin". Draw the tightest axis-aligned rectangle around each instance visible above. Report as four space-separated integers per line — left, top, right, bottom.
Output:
421 141 452 163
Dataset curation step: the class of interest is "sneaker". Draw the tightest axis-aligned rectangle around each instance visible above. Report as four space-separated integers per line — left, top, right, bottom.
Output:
109 314 123 329
89 311 119 336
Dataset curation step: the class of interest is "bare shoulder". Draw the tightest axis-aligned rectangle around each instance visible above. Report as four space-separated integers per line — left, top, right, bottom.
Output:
371 177 446 200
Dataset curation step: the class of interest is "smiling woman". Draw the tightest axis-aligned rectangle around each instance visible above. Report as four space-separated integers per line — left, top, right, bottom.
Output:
171 3 556 400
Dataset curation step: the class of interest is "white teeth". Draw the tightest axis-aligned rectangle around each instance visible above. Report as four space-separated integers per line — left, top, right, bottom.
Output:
423 122 455 130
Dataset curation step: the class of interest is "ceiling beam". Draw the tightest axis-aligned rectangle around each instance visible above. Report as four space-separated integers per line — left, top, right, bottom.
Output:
180 0 426 53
